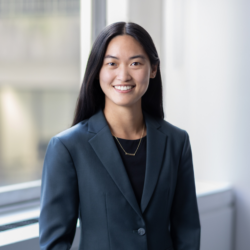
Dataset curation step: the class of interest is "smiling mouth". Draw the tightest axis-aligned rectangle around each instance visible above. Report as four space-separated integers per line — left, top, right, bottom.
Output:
113 85 136 90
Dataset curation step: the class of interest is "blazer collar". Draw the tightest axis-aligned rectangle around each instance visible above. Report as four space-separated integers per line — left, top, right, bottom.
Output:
88 108 167 218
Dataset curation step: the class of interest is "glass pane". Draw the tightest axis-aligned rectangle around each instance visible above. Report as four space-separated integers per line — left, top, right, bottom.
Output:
0 0 81 187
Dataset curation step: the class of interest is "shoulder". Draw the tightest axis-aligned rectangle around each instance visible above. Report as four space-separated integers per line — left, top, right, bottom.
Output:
154 119 191 161
158 118 189 146
143 110 188 140
143 109 189 152
50 118 90 148
161 119 187 135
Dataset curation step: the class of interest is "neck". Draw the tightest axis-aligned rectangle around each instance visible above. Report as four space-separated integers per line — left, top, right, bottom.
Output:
103 103 146 140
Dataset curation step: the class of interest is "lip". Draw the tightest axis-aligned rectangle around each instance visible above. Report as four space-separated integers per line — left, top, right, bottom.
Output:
113 85 136 93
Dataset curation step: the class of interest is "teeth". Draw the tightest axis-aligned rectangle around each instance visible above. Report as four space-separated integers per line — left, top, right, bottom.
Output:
114 86 134 90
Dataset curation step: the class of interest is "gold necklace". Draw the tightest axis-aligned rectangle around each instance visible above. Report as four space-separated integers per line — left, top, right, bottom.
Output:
114 124 145 156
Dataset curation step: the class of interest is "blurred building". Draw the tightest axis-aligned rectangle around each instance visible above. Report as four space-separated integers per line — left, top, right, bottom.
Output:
0 0 80 186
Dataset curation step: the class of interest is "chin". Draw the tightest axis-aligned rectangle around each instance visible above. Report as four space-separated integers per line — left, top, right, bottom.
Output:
115 100 140 108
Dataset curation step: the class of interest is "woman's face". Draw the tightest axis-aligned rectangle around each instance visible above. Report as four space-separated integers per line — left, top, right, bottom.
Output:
99 35 157 109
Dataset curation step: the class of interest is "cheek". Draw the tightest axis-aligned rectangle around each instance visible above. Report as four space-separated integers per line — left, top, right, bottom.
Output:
99 69 114 86
134 69 150 86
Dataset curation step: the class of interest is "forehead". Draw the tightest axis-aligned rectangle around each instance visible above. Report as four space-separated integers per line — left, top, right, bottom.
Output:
105 35 148 58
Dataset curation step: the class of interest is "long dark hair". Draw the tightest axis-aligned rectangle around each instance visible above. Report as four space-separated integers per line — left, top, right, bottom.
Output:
72 22 164 126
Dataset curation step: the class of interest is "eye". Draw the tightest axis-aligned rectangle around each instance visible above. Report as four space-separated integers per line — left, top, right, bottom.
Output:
131 62 141 66
107 62 116 66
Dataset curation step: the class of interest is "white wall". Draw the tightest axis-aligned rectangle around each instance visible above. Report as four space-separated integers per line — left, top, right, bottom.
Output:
163 0 250 250
106 0 163 60
104 1 250 248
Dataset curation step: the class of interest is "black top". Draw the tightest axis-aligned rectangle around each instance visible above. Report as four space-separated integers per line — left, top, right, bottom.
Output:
113 135 147 205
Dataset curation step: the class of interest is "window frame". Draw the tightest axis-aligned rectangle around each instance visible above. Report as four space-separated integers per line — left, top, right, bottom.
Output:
0 180 41 213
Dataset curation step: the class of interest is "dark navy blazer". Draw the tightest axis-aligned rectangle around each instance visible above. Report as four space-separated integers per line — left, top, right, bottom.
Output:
39 108 201 250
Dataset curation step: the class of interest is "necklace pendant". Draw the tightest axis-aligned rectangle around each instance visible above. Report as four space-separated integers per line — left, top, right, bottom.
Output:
126 152 135 156
114 124 145 157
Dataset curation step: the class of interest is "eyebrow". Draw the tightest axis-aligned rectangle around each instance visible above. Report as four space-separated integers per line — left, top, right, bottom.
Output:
104 55 146 60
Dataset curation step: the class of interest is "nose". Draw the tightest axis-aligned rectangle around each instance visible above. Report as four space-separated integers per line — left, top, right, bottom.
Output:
117 65 132 82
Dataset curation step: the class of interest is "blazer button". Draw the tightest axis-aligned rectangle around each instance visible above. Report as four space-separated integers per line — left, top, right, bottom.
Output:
137 228 146 236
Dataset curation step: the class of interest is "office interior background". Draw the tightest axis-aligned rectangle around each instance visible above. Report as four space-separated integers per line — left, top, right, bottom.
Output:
0 0 249 249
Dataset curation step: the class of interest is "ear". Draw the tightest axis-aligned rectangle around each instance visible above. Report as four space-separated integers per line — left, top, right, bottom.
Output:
150 63 158 79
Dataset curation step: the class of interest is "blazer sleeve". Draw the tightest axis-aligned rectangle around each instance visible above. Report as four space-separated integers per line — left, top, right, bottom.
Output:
39 137 79 250
169 131 201 250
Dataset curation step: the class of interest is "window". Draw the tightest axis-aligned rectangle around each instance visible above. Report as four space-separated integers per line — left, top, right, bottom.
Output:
0 0 81 187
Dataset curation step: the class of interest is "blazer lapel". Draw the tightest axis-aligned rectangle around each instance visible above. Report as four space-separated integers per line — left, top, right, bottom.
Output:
88 109 143 218
88 108 167 217
140 111 168 214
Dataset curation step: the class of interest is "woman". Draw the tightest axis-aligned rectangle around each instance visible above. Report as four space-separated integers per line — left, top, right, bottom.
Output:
39 22 200 250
